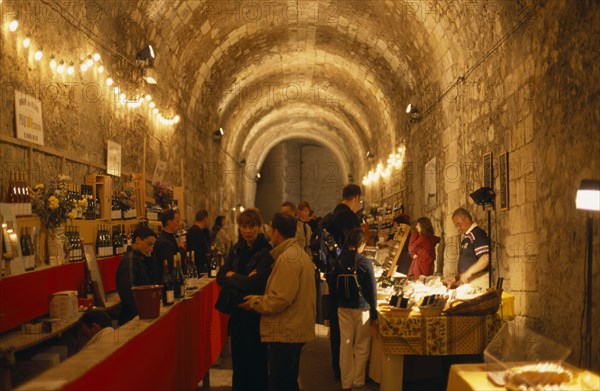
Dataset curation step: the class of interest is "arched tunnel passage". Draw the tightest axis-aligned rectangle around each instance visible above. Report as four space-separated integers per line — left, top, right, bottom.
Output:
254 139 345 222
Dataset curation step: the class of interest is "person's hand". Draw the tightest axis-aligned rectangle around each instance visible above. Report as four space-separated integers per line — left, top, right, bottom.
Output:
239 295 257 311
443 275 458 286
323 320 330 327
459 272 471 285
226 271 235 278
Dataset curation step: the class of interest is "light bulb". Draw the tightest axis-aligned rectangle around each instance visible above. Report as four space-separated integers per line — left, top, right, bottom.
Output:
93 52 100 62
86 55 93 67
105 77 113 86
9 19 18 32
149 101 156 108
145 94 152 101
173 115 180 123
57 61 65 74
113 86 119 95
23 36 30 48
119 93 126 103
67 62 74 75
34 50 43 61
80 62 88 72
97 65 104 73
49 56 56 69
153 108 158 114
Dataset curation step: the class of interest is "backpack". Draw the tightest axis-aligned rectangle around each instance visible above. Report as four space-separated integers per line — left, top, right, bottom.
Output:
309 213 341 273
335 253 363 301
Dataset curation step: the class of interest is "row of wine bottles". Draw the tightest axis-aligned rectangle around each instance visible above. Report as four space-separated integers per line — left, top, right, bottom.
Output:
161 252 201 305
96 224 131 258
5 171 32 216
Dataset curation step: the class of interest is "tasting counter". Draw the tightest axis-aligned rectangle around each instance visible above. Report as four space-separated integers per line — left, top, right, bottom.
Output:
15 278 228 391
369 308 503 391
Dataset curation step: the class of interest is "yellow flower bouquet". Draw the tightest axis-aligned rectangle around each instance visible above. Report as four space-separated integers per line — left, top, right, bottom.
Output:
31 175 77 229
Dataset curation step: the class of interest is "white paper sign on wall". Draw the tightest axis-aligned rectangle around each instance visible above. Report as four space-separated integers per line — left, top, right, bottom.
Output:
14 90 44 146
107 140 122 177
152 160 167 185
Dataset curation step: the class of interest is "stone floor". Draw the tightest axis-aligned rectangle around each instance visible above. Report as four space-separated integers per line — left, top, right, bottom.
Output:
205 325 380 391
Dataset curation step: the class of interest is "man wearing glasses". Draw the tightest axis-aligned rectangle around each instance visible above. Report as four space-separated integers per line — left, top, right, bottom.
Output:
116 226 157 325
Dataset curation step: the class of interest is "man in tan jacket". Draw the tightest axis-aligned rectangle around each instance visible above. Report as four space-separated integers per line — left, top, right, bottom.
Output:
240 213 316 391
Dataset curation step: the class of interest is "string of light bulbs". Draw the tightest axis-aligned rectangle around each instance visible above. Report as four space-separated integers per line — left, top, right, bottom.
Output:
362 145 406 186
4 17 180 126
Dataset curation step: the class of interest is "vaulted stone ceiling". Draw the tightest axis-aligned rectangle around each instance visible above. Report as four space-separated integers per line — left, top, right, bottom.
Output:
116 0 529 182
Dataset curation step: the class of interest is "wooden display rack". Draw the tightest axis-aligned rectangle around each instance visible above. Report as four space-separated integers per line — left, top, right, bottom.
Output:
84 175 112 220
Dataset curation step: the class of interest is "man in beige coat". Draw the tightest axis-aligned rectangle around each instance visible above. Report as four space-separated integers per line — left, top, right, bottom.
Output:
240 213 316 391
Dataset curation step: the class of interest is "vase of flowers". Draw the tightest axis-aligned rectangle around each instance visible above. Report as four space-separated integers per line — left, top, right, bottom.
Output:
118 188 137 219
31 175 77 264
153 182 173 209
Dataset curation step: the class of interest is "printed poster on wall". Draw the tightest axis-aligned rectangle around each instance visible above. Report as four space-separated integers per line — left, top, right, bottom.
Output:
424 157 437 209
107 140 122 177
14 90 44 146
152 160 167 185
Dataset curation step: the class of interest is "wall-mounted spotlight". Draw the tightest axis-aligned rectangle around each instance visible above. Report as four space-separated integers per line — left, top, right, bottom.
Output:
137 44 155 65
366 151 375 160
213 127 224 143
406 103 421 121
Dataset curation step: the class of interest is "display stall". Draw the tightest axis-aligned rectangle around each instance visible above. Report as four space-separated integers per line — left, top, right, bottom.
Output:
15 278 227 391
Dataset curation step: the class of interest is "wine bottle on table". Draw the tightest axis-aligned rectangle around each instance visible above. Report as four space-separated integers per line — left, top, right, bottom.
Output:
162 260 174 306
209 250 218 278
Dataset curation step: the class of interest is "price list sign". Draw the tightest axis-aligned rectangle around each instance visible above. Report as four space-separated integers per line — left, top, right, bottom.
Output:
15 90 44 146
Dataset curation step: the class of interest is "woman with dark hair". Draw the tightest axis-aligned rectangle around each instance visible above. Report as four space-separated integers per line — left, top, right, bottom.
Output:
407 217 441 280
216 208 273 391
333 228 377 391
211 215 232 256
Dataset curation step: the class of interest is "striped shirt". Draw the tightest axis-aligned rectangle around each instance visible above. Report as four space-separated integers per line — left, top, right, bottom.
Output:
458 224 490 274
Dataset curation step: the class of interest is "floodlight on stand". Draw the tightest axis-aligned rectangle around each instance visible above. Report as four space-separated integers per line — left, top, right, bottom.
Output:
143 67 157 84
576 179 600 211
575 179 600 370
470 187 495 207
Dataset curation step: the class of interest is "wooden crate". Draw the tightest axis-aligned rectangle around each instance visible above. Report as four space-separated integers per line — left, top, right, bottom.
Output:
84 175 112 220
130 173 146 219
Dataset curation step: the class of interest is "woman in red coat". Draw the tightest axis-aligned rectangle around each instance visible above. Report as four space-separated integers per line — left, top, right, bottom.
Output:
407 217 440 279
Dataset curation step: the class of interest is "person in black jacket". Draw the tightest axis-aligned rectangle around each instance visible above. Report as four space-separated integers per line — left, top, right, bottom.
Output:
153 209 185 283
116 226 157 325
186 209 211 274
216 208 273 391
333 228 377 391
324 184 363 380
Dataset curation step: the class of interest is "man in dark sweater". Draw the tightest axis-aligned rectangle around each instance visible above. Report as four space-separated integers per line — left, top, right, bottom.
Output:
153 209 185 283
186 209 211 274
325 184 363 380
116 226 157 325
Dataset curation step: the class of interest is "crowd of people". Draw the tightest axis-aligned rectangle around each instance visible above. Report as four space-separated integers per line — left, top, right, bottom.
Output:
109 183 490 391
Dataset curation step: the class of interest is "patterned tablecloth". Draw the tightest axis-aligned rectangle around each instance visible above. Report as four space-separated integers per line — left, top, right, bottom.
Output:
377 309 503 356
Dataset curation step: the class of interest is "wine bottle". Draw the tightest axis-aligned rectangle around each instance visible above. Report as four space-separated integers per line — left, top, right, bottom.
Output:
162 260 174 306
209 250 218 278
96 225 102 257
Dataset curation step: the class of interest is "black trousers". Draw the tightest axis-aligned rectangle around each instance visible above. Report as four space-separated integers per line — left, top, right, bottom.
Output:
268 342 305 391
230 311 268 391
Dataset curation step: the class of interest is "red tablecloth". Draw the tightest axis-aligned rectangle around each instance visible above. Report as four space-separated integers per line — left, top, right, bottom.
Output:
63 280 228 391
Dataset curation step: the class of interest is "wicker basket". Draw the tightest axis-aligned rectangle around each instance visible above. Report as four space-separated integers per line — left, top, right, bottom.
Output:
444 288 503 316
387 307 412 318
419 305 444 317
